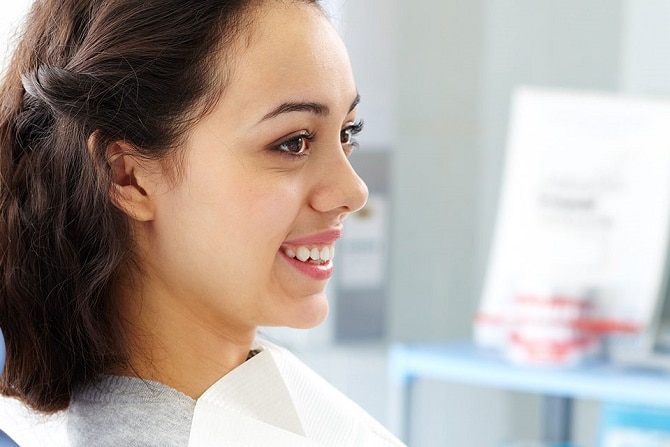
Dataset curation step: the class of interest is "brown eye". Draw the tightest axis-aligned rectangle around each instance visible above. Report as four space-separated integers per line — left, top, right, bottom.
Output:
277 135 308 155
340 120 364 148
340 129 353 145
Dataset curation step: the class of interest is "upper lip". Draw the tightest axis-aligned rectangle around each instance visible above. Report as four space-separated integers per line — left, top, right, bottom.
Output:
282 228 343 246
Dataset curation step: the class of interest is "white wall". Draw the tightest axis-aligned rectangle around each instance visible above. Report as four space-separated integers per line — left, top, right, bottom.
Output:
338 0 397 150
389 0 485 342
621 0 670 96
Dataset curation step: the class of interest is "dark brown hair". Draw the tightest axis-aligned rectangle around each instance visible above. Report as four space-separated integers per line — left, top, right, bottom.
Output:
0 0 317 413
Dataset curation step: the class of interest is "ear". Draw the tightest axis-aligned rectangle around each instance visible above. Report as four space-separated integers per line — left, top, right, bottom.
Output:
103 140 156 222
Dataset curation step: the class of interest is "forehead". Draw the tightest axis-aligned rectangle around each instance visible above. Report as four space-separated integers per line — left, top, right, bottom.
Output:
218 1 356 122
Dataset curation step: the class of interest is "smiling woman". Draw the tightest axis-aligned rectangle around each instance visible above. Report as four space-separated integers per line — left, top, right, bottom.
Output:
0 0 403 446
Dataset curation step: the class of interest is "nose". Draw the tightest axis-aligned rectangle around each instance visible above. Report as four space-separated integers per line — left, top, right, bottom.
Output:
309 149 368 217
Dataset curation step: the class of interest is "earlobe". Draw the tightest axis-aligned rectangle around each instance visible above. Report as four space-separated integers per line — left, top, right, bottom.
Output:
103 140 155 222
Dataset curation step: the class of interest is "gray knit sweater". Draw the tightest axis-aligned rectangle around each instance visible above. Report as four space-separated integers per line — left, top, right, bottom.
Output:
68 376 195 446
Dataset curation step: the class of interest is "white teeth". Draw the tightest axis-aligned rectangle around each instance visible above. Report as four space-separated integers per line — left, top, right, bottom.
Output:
296 247 311 262
285 245 334 262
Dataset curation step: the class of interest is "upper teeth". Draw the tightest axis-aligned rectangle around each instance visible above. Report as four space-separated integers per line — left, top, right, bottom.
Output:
285 246 334 262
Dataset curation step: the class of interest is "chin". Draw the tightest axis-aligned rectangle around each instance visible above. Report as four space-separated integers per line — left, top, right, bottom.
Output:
282 292 330 329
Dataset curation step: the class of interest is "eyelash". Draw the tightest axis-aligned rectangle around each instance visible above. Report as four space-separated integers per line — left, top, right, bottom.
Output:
272 131 316 159
341 120 364 152
271 120 364 160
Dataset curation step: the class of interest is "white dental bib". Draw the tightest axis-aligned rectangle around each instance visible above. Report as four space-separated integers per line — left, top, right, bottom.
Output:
187 341 404 447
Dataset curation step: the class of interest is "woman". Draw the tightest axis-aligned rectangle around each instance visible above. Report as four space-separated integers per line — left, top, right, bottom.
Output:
0 0 405 445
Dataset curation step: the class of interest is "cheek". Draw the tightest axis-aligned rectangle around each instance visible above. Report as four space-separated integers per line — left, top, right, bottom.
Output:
197 176 304 254
241 184 304 245
181 152 307 260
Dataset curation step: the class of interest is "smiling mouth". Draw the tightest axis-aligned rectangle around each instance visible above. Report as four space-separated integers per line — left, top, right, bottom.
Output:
282 245 334 265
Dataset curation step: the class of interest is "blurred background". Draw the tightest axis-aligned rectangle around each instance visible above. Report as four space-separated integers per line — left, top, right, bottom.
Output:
3 1 670 446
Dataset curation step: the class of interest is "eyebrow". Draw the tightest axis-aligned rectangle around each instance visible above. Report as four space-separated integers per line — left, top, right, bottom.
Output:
259 93 361 123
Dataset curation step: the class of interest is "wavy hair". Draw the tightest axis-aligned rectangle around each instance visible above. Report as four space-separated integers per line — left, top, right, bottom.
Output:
0 0 317 413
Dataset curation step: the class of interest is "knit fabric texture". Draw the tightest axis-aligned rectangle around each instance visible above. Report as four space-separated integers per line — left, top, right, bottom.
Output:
68 375 195 447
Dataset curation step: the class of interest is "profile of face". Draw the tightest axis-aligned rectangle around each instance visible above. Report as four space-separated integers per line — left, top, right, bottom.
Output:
125 1 368 341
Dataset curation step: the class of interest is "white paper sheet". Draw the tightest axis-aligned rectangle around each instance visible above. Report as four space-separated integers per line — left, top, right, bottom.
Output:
476 87 670 347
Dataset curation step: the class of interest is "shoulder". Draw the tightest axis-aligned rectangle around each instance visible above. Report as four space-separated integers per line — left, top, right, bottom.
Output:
68 376 195 447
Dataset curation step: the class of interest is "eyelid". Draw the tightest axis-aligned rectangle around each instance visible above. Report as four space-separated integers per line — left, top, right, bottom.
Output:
343 119 364 134
273 130 312 146
341 120 364 157
267 118 364 160
269 130 315 158
342 119 364 142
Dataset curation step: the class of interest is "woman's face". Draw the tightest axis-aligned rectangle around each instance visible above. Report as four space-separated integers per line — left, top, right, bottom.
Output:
141 2 367 335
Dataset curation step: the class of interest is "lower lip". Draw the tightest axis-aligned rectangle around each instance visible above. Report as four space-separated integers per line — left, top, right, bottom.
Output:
281 252 334 281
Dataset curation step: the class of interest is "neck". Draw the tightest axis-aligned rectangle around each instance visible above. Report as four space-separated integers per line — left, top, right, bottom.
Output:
116 284 257 399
